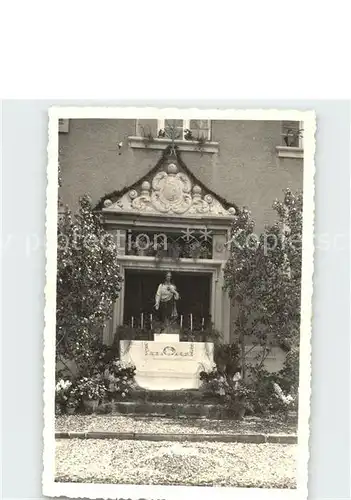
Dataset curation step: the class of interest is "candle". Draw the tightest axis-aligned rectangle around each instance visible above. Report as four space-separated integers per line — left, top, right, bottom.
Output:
141 313 144 329
131 316 134 328
190 313 193 331
180 314 183 328
201 317 205 330
150 313 153 329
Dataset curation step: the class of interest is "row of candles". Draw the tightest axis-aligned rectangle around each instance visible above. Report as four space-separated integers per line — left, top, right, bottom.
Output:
130 313 205 331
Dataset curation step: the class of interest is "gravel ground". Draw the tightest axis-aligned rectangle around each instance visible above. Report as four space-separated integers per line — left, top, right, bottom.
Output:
55 438 296 488
56 415 296 435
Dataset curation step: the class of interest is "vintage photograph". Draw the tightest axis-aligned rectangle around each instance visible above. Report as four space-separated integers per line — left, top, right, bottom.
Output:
44 109 314 497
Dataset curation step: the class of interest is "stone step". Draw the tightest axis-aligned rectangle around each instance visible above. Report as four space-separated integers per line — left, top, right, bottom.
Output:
127 388 207 403
96 401 236 419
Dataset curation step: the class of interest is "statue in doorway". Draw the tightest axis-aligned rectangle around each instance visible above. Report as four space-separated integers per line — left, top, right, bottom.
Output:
154 271 180 332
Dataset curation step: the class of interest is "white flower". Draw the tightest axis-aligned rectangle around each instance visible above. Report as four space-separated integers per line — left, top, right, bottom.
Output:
273 383 283 397
233 372 241 382
55 379 72 392
273 383 295 405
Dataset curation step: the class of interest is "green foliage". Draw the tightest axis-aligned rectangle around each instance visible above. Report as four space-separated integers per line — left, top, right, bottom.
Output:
200 368 253 416
244 363 298 417
55 340 136 414
275 344 300 394
199 342 250 417
245 367 282 415
115 325 151 341
223 188 302 387
199 340 298 417
56 195 123 376
180 324 222 343
74 375 106 401
55 378 74 414
213 342 241 376
103 360 136 399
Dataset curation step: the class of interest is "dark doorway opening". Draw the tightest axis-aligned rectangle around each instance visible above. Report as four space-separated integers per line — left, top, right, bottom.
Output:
123 269 211 329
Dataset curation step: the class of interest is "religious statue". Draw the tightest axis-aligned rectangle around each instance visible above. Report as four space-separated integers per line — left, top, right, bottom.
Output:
154 271 180 332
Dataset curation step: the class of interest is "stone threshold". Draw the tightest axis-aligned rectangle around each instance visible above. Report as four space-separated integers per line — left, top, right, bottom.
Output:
55 431 297 444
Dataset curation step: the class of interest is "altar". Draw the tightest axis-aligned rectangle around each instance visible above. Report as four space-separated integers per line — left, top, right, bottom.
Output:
120 333 215 390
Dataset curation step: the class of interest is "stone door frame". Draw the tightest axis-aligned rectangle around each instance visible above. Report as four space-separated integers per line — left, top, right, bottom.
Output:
102 208 233 345
103 254 230 344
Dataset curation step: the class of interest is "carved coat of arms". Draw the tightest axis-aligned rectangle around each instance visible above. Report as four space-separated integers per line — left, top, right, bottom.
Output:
151 166 192 214
103 162 236 217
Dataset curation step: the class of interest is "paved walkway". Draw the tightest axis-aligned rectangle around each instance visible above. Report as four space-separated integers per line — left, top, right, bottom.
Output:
55 438 297 488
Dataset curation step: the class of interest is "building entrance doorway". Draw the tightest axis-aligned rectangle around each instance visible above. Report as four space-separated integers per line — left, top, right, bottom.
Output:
123 269 211 330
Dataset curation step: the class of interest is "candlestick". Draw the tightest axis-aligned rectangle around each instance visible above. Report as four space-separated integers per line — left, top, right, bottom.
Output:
190 313 193 331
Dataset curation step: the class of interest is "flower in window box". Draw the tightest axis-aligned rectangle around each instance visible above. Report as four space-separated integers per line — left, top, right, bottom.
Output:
184 129 193 141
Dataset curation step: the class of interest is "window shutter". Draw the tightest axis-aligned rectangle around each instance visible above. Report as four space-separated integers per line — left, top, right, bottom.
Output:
58 119 69 133
136 119 158 138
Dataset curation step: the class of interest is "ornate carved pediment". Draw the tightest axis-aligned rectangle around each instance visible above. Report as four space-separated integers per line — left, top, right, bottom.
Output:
103 162 236 217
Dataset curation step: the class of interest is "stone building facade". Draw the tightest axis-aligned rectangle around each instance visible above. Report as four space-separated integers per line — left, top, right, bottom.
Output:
58 118 303 371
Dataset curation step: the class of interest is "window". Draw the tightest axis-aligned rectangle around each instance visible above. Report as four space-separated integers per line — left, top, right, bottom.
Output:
281 121 303 148
132 119 218 153
157 119 211 141
125 230 213 259
135 119 211 141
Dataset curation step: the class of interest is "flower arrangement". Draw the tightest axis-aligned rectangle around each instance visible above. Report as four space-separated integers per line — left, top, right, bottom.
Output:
103 360 136 400
116 325 150 341
55 378 73 414
66 386 81 412
273 382 297 410
283 128 303 147
55 378 72 398
199 368 254 417
75 375 106 401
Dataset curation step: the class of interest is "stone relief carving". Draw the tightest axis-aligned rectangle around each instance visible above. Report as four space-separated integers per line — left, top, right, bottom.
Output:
144 342 195 357
103 163 236 217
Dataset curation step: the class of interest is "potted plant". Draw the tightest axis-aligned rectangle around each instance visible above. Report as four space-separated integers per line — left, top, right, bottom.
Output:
66 388 80 414
76 375 106 413
199 245 210 259
283 128 303 147
190 241 202 260
155 243 168 261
